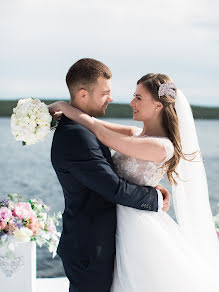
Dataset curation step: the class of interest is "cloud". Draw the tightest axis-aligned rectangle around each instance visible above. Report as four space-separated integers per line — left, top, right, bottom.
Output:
0 0 219 105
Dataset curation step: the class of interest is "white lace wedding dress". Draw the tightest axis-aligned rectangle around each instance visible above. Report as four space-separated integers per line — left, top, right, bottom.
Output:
110 133 218 292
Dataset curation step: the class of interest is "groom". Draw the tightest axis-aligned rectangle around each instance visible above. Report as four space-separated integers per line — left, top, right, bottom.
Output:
51 58 170 292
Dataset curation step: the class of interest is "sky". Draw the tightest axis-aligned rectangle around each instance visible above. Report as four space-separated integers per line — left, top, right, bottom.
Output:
0 0 219 106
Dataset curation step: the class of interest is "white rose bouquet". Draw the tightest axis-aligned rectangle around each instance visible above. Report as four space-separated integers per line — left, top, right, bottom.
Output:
11 98 56 145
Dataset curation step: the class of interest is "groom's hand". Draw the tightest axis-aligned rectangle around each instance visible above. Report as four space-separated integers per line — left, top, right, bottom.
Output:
155 185 171 212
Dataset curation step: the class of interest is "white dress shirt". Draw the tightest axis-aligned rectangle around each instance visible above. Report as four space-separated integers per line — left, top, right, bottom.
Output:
156 189 163 210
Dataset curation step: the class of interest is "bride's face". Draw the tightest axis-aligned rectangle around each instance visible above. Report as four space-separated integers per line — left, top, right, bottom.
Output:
130 84 159 121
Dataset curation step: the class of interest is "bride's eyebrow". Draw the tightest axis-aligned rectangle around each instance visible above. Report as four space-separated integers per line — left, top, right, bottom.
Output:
134 93 142 97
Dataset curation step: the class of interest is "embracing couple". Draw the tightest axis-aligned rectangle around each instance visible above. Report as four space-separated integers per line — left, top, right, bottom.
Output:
49 58 219 292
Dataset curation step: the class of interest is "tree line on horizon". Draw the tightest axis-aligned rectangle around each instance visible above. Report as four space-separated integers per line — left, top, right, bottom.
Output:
0 100 219 119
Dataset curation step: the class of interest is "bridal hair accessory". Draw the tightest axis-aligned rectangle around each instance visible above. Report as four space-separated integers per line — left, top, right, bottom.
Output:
158 82 177 99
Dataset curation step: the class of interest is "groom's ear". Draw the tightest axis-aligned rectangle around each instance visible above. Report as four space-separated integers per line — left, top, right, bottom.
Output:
76 89 89 103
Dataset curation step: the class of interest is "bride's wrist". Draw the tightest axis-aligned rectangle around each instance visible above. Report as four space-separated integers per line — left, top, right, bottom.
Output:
58 101 68 111
56 101 73 115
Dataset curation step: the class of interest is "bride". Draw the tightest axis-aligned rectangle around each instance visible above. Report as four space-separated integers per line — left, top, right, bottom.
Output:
48 73 219 291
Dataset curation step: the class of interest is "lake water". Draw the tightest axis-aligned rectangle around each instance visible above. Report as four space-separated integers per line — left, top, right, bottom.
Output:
0 117 219 277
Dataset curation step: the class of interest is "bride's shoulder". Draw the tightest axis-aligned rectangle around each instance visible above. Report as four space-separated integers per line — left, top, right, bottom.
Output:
157 137 174 162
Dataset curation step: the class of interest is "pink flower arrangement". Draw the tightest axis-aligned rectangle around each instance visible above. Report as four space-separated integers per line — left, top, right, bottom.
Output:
0 194 61 257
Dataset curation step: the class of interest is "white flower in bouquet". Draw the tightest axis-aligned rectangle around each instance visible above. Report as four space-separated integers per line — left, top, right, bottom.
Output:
11 98 53 145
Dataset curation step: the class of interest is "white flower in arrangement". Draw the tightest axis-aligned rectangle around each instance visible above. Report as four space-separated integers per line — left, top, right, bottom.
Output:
11 98 55 145
40 212 48 222
14 227 33 243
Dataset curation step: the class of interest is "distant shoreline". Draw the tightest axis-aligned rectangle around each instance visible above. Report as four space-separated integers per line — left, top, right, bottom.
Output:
1 99 219 119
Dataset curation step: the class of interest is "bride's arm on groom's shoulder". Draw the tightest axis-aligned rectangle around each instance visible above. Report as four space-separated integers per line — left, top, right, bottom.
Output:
48 101 139 136
93 118 140 136
48 101 166 162
94 127 167 163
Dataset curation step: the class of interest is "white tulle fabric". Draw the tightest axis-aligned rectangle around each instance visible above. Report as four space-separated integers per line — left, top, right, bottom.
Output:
173 90 219 270
110 94 219 292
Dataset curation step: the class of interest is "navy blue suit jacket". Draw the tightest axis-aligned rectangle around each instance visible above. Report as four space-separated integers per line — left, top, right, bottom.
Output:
51 115 158 262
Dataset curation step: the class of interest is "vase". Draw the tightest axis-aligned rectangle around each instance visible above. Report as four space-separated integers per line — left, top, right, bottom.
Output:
0 241 36 292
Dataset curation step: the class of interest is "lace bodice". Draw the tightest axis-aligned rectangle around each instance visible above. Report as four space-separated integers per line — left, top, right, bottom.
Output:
112 130 174 187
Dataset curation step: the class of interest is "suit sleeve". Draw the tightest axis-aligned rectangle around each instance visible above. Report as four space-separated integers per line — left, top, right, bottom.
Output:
63 127 158 212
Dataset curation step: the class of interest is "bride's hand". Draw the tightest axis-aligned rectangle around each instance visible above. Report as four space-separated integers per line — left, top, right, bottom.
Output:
48 101 67 120
48 101 90 125
48 101 66 114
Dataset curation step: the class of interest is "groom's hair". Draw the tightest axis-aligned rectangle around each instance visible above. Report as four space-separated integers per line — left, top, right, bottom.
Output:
66 58 112 100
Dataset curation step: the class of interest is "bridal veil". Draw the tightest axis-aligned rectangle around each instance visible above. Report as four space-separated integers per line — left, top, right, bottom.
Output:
172 90 219 270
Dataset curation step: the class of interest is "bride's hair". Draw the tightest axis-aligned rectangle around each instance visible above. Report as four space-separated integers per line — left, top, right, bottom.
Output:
137 73 195 185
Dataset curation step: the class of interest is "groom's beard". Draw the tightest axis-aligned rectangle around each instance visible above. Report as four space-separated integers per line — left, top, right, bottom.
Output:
91 102 109 117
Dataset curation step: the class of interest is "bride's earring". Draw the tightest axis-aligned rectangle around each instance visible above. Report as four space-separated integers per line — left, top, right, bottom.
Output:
155 108 158 112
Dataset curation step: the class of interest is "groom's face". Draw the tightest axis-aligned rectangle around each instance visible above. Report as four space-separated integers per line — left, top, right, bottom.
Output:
87 77 112 117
